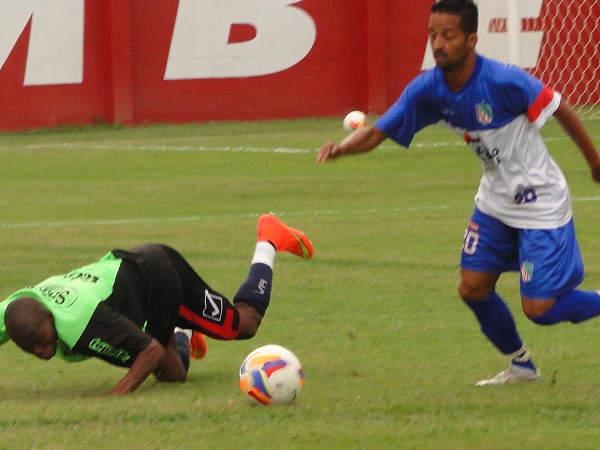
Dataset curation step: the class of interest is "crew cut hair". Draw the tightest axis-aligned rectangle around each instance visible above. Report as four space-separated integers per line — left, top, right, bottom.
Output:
431 0 479 35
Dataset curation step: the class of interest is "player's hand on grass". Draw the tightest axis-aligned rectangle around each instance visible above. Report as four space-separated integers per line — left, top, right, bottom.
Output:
317 142 343 163
106 339 165 396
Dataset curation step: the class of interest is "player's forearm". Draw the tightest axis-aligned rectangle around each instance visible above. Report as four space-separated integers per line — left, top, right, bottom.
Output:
338 125 387 155
554 101 600 171
317 125 387 162
107 339 165 396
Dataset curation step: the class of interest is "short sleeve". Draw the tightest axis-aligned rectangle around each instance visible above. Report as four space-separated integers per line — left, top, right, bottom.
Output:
70 302 153 367
375 72 443 147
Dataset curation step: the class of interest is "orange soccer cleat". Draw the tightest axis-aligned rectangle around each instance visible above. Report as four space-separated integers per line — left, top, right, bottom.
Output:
257 214 314 259
189 331 208 360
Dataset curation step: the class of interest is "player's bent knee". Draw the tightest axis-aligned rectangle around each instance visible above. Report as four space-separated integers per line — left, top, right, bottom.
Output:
235 304 263 340
237 319 261 340
458 283 491 303
458 270 500 302
153 341 188 382
458 284 473 302
521 297 556 323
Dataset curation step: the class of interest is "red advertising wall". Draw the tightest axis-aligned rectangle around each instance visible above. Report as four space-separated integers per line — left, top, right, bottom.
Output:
0 1 113 130
123 0 431 125
0 0 596 131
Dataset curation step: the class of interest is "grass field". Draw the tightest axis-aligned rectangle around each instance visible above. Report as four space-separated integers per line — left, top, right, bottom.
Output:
0 116 599 449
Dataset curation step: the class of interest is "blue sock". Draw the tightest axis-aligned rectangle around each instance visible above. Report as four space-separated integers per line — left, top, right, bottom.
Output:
531 290 600 325
233 263 273 316
466 291 536 371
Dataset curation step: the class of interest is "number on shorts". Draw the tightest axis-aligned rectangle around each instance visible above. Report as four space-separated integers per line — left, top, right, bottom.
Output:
462 229 479 255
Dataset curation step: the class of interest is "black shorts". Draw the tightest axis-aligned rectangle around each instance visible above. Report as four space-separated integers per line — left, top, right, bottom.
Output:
108 244 241 342
107 244 182 346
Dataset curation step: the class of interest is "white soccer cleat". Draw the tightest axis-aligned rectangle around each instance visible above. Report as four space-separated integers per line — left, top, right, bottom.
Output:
476 364 541 386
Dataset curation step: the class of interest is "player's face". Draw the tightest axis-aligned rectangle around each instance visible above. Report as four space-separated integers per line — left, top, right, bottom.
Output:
19 314 58 360
428 12 476 72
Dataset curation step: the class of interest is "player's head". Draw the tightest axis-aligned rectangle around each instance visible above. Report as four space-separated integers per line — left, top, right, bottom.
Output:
429 0 479 72
5 297 58 360
431 0 478 36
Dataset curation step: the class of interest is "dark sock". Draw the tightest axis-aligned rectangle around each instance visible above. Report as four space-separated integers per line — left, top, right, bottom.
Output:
466 291 536 371
531 290 600 325
175 331 190 372
233 263 273 316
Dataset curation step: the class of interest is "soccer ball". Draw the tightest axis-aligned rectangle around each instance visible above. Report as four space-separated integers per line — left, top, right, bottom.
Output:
343 110 367 130
239 344 304 405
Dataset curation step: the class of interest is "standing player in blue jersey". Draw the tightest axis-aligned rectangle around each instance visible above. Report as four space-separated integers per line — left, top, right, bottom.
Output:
318 0 600 385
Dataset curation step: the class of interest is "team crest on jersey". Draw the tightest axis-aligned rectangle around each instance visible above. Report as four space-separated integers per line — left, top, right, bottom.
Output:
520 261 534 283
475 101 493 125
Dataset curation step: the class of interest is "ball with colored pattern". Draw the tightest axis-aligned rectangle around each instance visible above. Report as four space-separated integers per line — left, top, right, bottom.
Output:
239 344 304 405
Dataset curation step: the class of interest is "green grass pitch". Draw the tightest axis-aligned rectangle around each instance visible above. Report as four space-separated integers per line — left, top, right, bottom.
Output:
0 115 599 449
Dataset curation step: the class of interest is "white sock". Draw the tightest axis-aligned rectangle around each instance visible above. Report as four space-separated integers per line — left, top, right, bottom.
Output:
251 241 276 269
174 327 192 341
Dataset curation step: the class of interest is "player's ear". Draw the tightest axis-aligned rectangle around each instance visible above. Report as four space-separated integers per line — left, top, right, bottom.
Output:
467 32 478 49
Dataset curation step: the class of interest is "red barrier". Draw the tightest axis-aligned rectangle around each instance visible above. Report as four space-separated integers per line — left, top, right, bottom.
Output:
0 0 428 130
0 0 595 131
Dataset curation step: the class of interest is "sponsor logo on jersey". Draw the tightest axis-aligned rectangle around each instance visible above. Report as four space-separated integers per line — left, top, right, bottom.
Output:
38 285 78 307
89 338 131 363
63 271 99 283
476 101 493 125
521 261 534 282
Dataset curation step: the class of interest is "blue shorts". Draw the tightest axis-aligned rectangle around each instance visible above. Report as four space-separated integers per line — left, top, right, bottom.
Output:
460 208 584 298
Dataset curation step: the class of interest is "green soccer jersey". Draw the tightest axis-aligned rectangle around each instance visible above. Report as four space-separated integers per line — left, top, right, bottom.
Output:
0 252 122 361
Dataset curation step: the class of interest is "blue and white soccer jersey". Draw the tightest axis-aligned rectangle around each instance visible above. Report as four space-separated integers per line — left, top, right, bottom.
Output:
376 55 570 229
376 55 582 297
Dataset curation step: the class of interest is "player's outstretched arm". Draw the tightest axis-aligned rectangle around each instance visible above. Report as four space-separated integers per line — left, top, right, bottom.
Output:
107 338 165 396
317 125 388 163
553 99 600 183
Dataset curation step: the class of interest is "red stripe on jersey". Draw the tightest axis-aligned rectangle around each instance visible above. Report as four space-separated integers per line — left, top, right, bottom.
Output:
178 304 240 340
527 86 555 122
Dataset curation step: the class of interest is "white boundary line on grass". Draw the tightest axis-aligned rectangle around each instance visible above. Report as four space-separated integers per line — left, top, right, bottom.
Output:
0 142 314 154
0 198 598 229
1 135 598 229
2 134 599 154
